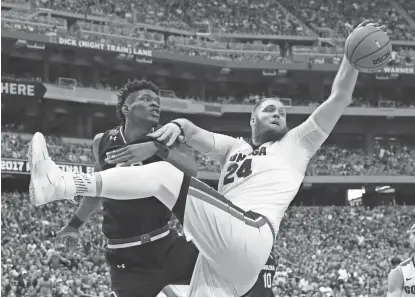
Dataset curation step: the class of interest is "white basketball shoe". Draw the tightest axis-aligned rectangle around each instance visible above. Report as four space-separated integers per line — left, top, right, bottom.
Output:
28 132 75 206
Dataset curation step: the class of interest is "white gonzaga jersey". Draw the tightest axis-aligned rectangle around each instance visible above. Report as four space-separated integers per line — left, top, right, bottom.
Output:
401 256 415 297
208 117 328 233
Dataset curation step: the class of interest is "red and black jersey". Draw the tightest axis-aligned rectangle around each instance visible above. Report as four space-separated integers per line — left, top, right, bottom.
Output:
98 125 172 240
246 254 276 297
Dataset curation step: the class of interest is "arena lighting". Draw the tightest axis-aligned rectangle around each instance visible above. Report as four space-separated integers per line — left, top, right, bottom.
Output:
375 186 395 194
54 107 68 114
347 188 365 201
220 68 231 75
93 112 106 118
15 39 27 48
262 70 277 76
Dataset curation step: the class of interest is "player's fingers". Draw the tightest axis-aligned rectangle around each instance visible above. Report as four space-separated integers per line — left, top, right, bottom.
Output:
345 23 354 34
106 150 130 161
378 25 386 31
156 129 173 142
106 152 131 164
166 130 181 147
148 126 167 138
147 130 160 138
366 23 379 28
177 135 185 143
357 20 370 28
107 146 127 157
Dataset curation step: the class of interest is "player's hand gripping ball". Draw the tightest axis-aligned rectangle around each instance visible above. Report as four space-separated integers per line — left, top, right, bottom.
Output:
345 20 392 73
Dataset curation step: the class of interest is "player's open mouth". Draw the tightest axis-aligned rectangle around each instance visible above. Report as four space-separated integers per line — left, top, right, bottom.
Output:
150 109 160 116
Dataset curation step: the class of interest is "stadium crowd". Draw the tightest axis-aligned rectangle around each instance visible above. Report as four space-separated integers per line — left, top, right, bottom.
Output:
277 0 415 40
2 131 415 176
1 192 412 297
4 0 415 40
2 1 415 297
2 0 415 65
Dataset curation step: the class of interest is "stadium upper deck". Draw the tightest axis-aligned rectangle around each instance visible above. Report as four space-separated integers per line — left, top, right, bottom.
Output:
1 0 414 193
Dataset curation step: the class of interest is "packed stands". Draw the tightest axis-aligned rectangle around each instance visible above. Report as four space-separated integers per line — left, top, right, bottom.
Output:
2 0 415 65
1 192 110 297
2 0 415 297
273 205 413 296
277 0 415 40
1 191 412 296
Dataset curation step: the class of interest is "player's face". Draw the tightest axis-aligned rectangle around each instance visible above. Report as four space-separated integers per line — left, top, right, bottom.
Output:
251 99 289 142
124 89 160 125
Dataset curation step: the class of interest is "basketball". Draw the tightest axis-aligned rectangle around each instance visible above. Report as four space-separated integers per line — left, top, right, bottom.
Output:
345 26 392 73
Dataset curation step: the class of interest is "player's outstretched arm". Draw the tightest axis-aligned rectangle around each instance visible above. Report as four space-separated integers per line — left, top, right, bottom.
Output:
287 53 358 158
149 119 239 166
56 133 103 247
387 267 403 297
309 21 386 136
290 21 384 157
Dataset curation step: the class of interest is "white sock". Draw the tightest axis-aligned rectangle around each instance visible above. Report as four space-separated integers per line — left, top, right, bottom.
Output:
58 172 97 199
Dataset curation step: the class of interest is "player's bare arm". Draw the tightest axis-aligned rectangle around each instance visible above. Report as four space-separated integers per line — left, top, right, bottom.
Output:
387 267 404 297
148 119 239 166
56 133 103 247
288 21 384 157
105 139 198 177
311 21 386 134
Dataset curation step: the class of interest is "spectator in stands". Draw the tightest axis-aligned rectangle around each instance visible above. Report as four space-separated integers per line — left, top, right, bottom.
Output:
1 191 412 297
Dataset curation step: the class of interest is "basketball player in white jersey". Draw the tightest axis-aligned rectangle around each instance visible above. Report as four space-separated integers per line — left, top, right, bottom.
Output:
28 21 380 296
387 224 415 297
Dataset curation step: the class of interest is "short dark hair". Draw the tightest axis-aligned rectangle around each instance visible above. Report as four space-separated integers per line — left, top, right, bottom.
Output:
116 79 160 124
251 97 281 117
391 257 401 267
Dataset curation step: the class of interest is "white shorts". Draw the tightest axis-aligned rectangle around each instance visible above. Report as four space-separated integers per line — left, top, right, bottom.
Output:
173 177 275 297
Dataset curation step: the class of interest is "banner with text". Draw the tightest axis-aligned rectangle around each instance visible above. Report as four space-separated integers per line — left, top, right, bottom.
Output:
1 78 47 99
55 37 152 58
1 159 94 175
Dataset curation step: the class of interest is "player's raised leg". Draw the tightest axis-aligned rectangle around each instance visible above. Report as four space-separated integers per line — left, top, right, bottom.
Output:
29 132 274 295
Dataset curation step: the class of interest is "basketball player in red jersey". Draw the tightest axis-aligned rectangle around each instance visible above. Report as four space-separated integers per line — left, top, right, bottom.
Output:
55 80 200 296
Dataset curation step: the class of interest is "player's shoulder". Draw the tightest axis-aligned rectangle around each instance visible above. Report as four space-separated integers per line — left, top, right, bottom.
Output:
226 137 249 152
99 126 120 138
389 266 404 281
235 137 249 147
400 256 413 267
93 132 105 144
95 126 123 151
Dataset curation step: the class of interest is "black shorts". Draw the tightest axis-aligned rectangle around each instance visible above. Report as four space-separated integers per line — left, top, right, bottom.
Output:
107 233 198 297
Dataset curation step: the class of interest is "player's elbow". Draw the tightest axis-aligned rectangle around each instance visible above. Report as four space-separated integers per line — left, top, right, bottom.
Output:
329 90 353 106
